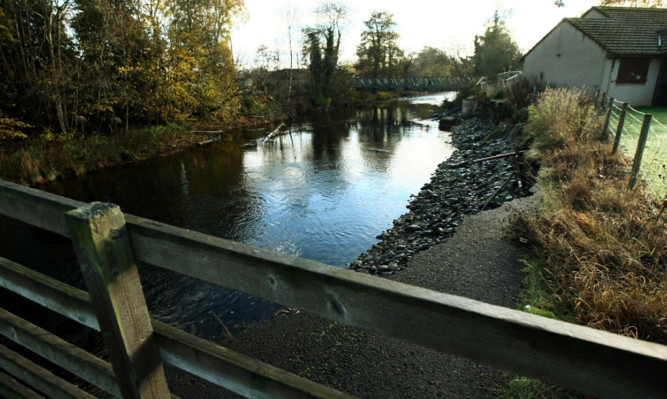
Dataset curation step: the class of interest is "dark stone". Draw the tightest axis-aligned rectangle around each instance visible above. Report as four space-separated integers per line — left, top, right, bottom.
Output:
348 116 529 274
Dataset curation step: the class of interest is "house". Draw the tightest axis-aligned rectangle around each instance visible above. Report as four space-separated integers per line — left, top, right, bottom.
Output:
522 6 667 106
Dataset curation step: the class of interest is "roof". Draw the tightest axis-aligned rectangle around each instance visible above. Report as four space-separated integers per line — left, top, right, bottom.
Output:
569 6 667 56
524 6 667 59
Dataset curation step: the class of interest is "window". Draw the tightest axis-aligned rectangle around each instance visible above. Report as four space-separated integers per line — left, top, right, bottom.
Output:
616 58 650 84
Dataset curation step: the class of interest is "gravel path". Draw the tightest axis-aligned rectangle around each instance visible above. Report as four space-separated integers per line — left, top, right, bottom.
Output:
161 117 545 398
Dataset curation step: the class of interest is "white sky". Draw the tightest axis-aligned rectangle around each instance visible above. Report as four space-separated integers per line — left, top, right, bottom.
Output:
231 0 598 69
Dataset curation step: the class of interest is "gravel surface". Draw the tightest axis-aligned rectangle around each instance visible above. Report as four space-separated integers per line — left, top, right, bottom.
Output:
161 117 545 398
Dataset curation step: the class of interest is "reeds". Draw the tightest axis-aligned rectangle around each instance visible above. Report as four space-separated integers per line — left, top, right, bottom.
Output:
513 88 667 343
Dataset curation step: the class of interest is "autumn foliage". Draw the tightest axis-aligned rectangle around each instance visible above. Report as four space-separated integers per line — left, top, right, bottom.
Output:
0 0 246 140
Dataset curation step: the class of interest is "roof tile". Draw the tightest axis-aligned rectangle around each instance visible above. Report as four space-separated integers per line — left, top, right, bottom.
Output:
567 6 667 56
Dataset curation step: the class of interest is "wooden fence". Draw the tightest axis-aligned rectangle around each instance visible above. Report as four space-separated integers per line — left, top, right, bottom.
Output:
0 179 666 398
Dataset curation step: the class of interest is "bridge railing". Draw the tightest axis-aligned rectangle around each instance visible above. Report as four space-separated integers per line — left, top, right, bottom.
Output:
497 71 523 87
0 178 666 398
352 76 474 91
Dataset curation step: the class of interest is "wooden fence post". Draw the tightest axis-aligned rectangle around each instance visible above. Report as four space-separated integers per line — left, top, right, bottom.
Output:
599 92 607 110
65 202 170 399
629 114 652 189
601 97 614 140
612 102 629 154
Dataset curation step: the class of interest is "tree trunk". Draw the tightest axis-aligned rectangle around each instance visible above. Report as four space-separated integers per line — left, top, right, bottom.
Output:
287 24 293 104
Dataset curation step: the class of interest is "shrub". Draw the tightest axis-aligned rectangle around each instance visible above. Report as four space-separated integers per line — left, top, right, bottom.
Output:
525 88 602 151
513 87 666 344
0 111 31 142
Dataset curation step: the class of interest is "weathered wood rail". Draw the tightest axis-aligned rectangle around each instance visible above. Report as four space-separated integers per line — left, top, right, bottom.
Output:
0 178 666 398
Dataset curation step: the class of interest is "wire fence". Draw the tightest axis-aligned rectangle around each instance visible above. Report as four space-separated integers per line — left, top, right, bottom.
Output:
606 99 667 201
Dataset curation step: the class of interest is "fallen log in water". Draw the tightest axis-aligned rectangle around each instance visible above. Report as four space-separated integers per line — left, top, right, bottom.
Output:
262 123 286 142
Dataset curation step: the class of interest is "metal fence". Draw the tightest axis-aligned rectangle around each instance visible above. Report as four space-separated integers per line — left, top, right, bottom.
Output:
604 99 667 200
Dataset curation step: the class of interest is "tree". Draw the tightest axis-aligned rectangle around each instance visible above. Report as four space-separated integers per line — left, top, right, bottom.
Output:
355 11 403 78
472 10 522 79
302 1 347 101
167 0 245 121
283 3 298 103
0 0 76 135
409 47 454 77
0 0 247 137
73 0 151 131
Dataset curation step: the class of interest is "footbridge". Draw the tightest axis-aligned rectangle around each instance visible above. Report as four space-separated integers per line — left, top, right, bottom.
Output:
352 76 473 91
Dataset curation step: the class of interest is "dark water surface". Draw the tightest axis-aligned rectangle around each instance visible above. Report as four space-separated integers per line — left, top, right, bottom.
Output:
1 92 455 339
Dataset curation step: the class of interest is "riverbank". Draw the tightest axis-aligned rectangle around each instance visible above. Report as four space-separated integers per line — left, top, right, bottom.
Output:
0 117 287 187
350 118 527 275
0 90 418 188
157 116 537 398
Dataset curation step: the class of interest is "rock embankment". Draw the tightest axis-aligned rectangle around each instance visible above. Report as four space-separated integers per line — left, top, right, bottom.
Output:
350 118 526 275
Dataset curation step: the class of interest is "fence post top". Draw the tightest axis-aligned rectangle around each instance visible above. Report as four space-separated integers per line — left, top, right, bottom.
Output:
66 202 119 220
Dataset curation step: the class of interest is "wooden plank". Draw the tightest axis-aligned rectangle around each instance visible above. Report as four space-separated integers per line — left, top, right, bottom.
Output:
0 179 84 237
0 369 45 399
0 257 99 331
1 180 667 397
1 256 355 398
153 319 355 399
0 345 95 399
0 308 119 396
123 214 667 399
65 202 170 399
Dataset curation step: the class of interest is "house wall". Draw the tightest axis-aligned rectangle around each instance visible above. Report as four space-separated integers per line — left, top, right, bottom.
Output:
523 22 607 93
608 58 661 106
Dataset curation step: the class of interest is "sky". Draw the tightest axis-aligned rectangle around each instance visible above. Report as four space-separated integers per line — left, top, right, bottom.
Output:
230 0 598 69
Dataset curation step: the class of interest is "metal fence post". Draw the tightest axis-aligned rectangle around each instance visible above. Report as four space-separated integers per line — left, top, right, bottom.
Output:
65 202 170 398
612 102 629 154
629 114 652 189
602 97 614 141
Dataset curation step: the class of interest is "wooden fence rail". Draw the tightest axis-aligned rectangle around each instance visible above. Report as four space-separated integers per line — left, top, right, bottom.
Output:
1 178 666 398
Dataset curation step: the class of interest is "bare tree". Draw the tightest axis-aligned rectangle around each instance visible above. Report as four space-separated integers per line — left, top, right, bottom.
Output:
283 2 299 103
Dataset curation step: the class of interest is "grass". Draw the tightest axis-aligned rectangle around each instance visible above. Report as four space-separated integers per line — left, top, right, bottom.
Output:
517 258 577 322
514 88 666 343
609 105 667 200
502 256 582 399
0 124 216 186
504 87 666 398
501 376 581 399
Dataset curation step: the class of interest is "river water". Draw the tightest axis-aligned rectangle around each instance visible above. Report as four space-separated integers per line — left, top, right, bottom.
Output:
1 92 456 340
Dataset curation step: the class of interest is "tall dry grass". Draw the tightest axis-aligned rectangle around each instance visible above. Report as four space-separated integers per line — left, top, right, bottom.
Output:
514 88 667 343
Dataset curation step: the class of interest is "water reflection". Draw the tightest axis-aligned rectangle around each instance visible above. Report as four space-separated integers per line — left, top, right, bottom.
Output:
1 92 456 339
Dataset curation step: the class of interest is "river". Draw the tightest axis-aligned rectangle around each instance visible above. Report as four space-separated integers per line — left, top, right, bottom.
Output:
0 92 456 340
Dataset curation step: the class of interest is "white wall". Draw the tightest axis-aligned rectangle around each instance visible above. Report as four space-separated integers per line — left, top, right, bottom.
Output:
524 22 661 105
608 58 661 106
524 22 608 93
